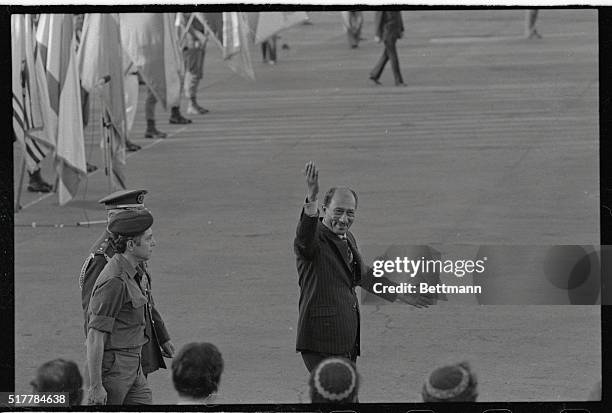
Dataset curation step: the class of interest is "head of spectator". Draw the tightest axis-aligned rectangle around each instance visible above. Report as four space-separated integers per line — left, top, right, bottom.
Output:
172 342 224 404
309 357 359 403
30 359 83 406
321 187 358 236
422 361 478 402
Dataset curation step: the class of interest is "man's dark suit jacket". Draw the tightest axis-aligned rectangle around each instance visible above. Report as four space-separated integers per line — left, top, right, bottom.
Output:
294 211 397 356
374 11 404 41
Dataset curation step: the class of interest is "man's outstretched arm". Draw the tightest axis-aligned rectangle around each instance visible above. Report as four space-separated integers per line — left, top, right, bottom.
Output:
295 161 321 259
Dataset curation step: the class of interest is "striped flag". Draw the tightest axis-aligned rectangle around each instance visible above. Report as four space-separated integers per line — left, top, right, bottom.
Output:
203 12 255 81
78 13 127 190
12 14 54 173
37 14 87 205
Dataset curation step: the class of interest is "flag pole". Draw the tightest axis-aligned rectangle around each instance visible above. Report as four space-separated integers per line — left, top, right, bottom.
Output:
102 107 112 194
106 108 113 193
14 156 27 213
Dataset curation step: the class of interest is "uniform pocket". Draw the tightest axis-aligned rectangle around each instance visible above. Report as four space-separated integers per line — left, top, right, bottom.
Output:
128 290 147 309
101 351 117 375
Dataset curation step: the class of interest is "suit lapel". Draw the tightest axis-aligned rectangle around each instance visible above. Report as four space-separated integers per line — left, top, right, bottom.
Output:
319 221 356 275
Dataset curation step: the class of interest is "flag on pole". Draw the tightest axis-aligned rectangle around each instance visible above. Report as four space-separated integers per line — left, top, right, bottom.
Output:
102 108 127 189
37 14 87 205
120 13 182 110
12 15 54 173
202 12 254 81
78 13 127 190
254 11 308 44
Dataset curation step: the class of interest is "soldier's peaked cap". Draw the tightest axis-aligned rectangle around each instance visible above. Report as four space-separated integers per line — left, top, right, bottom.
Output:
99 189 148 210
108 209 153 237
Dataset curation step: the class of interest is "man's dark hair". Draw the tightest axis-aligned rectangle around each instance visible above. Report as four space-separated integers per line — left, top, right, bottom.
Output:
322 187 358 209
172 342 224 400
30 359 83 406
110 232 144 254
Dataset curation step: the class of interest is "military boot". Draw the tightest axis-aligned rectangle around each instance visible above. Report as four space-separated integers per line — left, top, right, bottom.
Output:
27 169 53 193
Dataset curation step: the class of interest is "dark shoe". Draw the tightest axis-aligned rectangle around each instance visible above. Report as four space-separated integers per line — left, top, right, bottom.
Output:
86 162 98 173
125 139 141 152
527 30 542 39
395 82 407 87
27 181 52 193
281 43 290 50
145 129 167 139
169 114 192 124
27 170 53 193
369 76 382 86
351 44 358 49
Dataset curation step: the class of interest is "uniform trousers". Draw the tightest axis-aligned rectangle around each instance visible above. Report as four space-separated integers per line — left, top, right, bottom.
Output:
102 349 152 405
144 89 157 122
183 47 205 99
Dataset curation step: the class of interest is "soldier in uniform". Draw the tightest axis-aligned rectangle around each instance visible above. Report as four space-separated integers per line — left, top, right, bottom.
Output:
80 189 174 379
87 209 170 404
177 12 210 115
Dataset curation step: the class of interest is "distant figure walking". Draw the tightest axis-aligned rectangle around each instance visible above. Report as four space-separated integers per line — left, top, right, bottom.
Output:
369 11 405 87
525 9 541 39
262 35 279 65
342 11 364 49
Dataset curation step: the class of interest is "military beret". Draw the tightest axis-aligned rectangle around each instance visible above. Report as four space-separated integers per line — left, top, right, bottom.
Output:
99 189 148 210
107 209 153 237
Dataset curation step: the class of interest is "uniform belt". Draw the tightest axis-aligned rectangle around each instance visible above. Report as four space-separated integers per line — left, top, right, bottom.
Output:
106 346 142 355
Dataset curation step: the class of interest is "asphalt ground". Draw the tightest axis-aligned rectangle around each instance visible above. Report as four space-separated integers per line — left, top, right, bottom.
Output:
13 10 600 404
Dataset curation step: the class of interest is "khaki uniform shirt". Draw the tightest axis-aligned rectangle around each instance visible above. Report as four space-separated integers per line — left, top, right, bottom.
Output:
88 254 148 350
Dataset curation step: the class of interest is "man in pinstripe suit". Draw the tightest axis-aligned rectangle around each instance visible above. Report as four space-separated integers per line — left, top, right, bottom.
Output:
294 161 432 372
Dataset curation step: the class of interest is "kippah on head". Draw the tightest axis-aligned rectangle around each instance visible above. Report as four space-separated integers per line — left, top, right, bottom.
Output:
107 209 153 237
310 357 358 403
423 362 477 402
99 189 147 210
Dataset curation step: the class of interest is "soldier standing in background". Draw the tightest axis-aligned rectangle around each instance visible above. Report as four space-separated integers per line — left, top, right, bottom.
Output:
177 13 210 115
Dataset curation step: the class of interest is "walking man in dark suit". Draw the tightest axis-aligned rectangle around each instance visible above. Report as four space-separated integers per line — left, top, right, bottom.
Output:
294 161 431 372
369 11 405 86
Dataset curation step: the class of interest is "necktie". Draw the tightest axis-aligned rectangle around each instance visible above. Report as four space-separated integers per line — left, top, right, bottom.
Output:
341 236 354 264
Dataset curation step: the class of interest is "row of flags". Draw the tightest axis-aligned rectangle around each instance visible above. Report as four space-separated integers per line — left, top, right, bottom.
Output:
12 12 309 206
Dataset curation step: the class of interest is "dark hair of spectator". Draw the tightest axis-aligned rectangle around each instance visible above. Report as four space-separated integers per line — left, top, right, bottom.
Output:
422 361 478 402
172 342 224 400
30 359 83 406
309 357 359 403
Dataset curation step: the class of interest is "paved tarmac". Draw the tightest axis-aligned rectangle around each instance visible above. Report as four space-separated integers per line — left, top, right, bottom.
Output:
14 10 600 404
